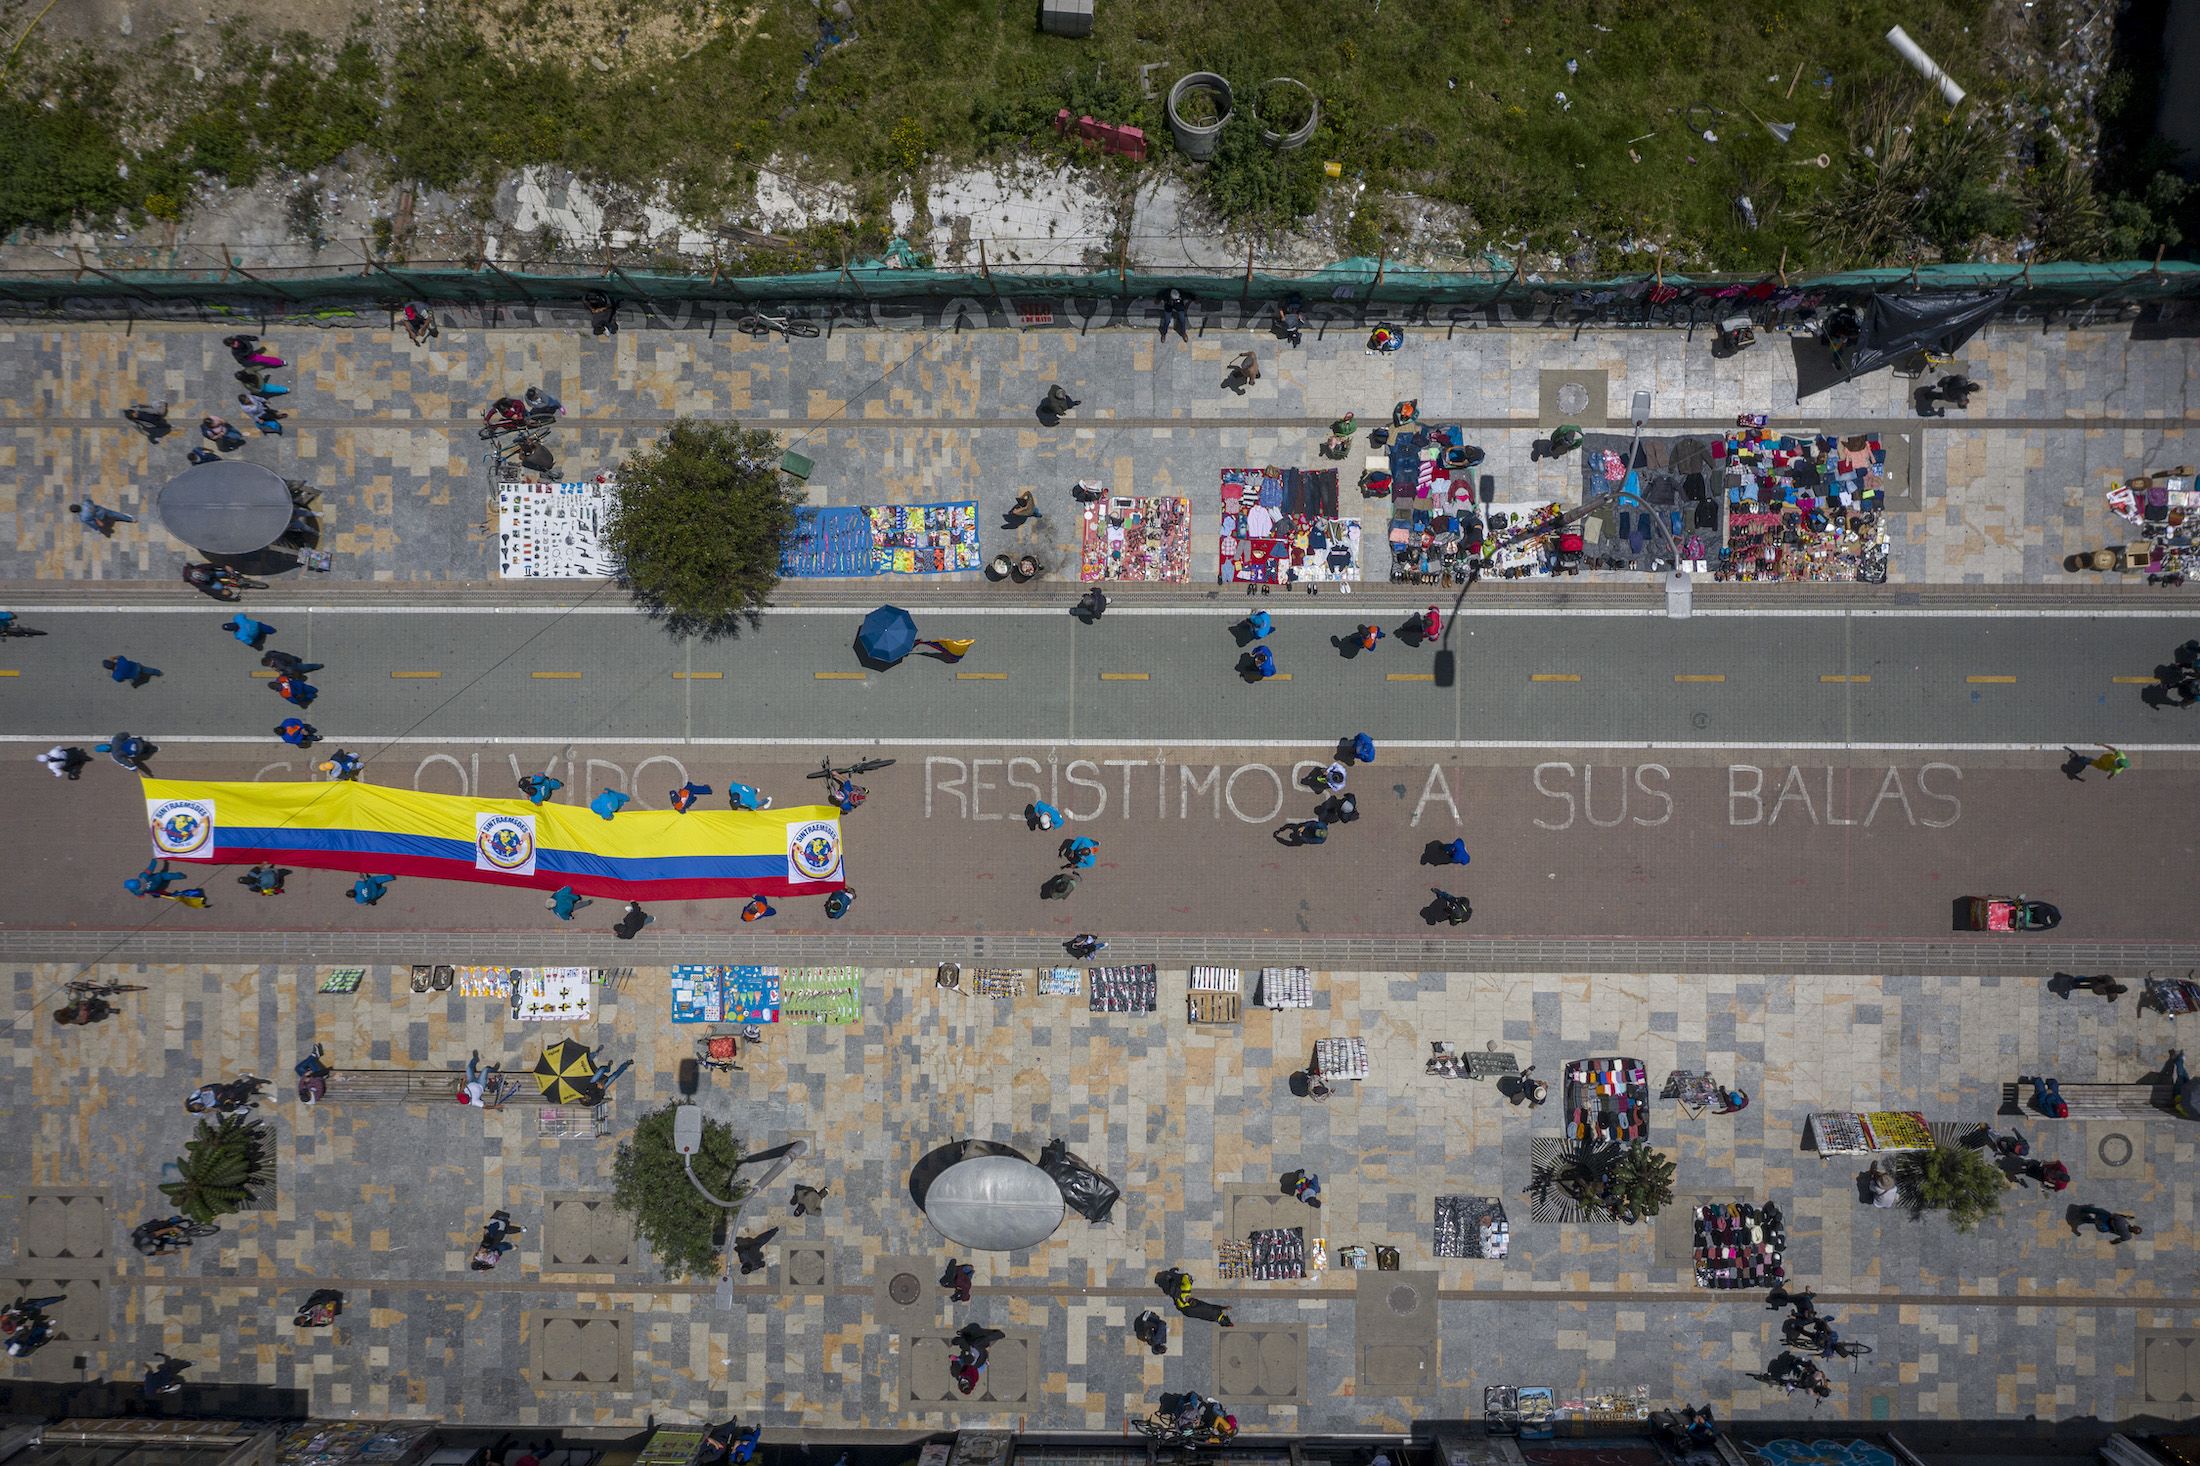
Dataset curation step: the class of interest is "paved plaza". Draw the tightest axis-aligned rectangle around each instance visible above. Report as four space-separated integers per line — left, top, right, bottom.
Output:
5 957 2198 1433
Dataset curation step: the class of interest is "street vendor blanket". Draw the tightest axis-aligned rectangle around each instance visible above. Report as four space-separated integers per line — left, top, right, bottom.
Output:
142 780 847 902
497 480 617 578
1079 496 1191 582
868 501 980 574
1219 469 1359 583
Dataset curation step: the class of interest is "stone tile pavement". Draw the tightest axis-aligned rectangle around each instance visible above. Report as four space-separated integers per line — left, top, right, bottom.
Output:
0 323 2191 588
3 961 2194 1430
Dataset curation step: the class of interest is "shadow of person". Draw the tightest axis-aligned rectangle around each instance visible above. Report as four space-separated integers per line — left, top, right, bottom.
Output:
1231 620 1260 648
1419 892 1465 927
1396 617 1429 648
1332 634 1362 659
1237 653 1267 684
1420 840 1455 866
2063 1204 2093 1237
2059 749 2092 781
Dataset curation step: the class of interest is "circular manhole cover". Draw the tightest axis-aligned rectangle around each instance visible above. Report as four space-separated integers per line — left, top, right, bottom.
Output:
887 1271 922 1304
1388 1283 1421 1315
2098 1132 2134 1168
1556 381 1591 415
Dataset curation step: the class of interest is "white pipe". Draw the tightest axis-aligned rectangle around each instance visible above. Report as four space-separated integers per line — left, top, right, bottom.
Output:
1885 25 1966 107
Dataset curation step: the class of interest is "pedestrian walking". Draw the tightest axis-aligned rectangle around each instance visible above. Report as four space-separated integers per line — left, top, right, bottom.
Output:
125 860 181 899
1246 609 1273 638
294 1043 332 1103
221 615 273 648
123 401 171 440
1279 818 1327 845
1028 800 1065 830
349 874 394 906
1272 293 1305 348
1280 1168 1323 1207
584 290 619 337
589 788 629 820
272 673 317 707
261 649 323 676
741 896 776 922
669 781 714 813
518 773 562 804
1433 888 1471 925
100 733 152 770
1444 838 1471 865
2087 744 2130 780
1356 623 1384 651
238 864 286 895
1040 383 1079 419
2071 1205 2143 1243
1041 872 1080 900
293 1289 345 1328
1226 349 1261 394
1132 1309 1168 1355
733 1228 778 1275
1008 488 1042 522
1066 932 1106 958
318 749 364 780
199 415 245 451
1249 644 1278 679
1157 287 1191 342
275 718 319 747
790 1183 829 1216
726 781 771 810
940 1258 975 1302
1320 760 1348 792
613 900 653 939
823 888 856 919
1077 585 1109 621
223 334 285 369
233 367 287 397
140 1353 190 1397
103 655 158 687
547 886 587 921
70 500 135 535
37 745 88 780
1063 835 1099 869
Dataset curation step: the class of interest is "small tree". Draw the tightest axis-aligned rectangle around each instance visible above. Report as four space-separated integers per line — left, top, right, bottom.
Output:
1900 1142 2004 1233
612 1102 747 1279
1551 1141 1676 1224
601 420 796 635
160 1114 275 1222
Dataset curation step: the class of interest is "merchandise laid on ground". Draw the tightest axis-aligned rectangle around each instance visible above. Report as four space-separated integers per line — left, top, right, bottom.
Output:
1806 1109 1935 1158
1087 963 1159 1012
670 964 783 1023
1692 1201 1788 1289
1435 1195 1511 1259
1218 466 1359 584
1217 1226 1309 1280
1079 495 1191 581
1565 1057 1651 1143
495 479 616 578
2099 471 2195 579
780 505 874 578
1578 428 1890 582
865 500 980 575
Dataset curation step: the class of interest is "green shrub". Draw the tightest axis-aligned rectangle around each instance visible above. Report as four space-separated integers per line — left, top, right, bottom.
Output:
612 1103 747 1279
160 1114 275 1223
602 420 797 637
1900 1142 2004 1232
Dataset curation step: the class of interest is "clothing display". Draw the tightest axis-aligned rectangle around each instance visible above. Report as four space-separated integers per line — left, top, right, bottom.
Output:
1692 1200 1787 1289
2146 976 2200 1016
867 501 979 575
496 480 615 578
1564 1057 1650 1143
1080 496 1191 581
1218 468 1358 584
1258 967 1314 1008
1435 1195 1509 1259
1088 963 1158 1013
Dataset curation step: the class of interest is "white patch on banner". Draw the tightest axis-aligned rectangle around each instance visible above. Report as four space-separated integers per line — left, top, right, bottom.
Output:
475 811 539 876
786 819 843 884
147 796 217 858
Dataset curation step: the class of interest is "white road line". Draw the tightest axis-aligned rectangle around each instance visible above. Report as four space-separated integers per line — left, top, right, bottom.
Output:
4 605 2194 619
9 735 2200 752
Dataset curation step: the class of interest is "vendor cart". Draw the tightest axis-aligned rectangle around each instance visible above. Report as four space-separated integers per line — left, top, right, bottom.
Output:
1713 315 1758 358
1968 895 2062 932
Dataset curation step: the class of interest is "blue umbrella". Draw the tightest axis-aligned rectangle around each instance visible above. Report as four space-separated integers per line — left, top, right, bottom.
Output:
857 604 918 665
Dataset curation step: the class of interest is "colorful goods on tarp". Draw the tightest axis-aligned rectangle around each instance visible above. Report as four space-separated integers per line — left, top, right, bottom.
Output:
780 505 874 578
867 501 980 574
1079 496 1192 581
1217 467 1360 584
141 779 845 901
496 480 616 578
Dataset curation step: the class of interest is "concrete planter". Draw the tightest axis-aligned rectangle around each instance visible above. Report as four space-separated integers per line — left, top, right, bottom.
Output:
1166 72 1233 161
1251 77 1319 150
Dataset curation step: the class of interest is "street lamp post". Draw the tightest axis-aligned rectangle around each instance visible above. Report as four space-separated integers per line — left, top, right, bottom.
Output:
674 1103 812 1305
1622 389 1692 618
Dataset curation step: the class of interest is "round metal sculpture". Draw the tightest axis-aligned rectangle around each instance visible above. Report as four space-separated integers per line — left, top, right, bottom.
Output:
922 1153 1065 1252
156 460 295 556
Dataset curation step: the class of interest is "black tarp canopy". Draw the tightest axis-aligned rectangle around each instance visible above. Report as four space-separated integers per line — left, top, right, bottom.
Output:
1793 289 2010 399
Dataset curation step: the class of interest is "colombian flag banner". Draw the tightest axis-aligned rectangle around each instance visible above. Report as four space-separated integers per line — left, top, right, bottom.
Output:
141 779 845 901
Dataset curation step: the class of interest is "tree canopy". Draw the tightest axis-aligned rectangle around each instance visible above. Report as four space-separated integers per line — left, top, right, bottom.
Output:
611 1102 748 1279
602 419 795 635
1901 1142 2005 1233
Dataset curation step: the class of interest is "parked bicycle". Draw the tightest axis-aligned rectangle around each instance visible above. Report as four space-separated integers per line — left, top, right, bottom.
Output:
735 308 822 340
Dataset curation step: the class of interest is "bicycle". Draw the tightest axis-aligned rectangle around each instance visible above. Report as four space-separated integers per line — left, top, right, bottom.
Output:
735 309 822 340
132 1218 220 1255
1822 1339 1873 1359
67 979 147 998
1131 1417 1219 1447
807 756 896 781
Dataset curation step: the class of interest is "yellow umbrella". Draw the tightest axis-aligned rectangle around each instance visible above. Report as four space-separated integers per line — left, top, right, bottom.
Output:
533 1037 596 1104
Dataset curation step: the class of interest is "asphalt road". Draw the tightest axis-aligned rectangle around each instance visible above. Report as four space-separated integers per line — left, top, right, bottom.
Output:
2 605 2197 749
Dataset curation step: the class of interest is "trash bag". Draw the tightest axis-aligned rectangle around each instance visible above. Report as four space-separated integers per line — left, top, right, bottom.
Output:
1039 1137 1121 1224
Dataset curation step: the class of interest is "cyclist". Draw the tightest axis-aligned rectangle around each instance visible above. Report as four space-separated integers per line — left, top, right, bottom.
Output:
132 1217 194 1255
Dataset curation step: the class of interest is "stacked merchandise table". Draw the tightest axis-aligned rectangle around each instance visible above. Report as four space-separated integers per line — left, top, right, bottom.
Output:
1691 1200 1787 1289
1258 967 1314 1008
1565 1057 1650 1143
1313 1036 1369 1082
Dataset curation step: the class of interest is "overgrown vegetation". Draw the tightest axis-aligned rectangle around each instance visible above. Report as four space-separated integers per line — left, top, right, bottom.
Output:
161 1114 275 1223
611 1102 747 1279
601 420 796 637
0 0 2190 270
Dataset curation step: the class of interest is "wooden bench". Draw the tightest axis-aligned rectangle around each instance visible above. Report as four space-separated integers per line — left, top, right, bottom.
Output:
1999 1080 2177 1119
321 1069 464 1105
1187 991 1241 1025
